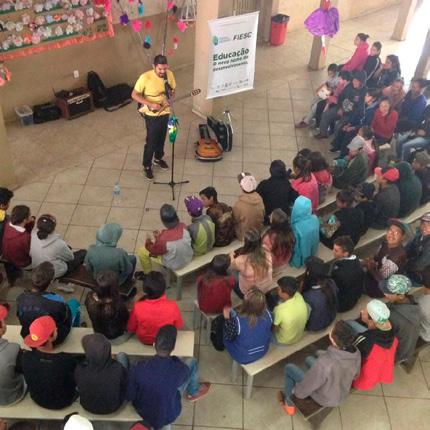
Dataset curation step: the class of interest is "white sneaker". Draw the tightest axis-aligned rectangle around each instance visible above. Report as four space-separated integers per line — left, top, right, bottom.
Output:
57 283 75 293
379 143 392 151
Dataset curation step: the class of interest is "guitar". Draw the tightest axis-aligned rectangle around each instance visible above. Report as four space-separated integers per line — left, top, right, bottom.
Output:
137 88 201 116
195 123 223 161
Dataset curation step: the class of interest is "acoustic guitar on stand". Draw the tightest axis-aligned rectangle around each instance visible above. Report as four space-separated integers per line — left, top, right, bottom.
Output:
137 88 201 116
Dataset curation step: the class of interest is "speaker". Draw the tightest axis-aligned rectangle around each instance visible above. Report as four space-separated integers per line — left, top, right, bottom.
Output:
55 87 94 120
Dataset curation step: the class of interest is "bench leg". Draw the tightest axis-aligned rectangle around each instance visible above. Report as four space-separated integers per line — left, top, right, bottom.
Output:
244 374 254 400
231 360 239 382
192 303 200 330
308 407 333 430
205 316 211 345
176 276 183 300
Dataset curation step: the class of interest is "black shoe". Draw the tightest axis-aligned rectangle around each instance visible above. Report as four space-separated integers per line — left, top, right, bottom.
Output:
143 166 154 180
153 158 169 170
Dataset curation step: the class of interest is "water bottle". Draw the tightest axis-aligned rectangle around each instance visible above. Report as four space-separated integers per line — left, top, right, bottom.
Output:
113 182 122 204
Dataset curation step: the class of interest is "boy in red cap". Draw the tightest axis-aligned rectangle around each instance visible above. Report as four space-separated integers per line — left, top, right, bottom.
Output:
0 304 26 406
372 166 400 229
21 316 78 409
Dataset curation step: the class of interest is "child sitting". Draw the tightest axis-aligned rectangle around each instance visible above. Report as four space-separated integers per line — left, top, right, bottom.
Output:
355 182 376 235
308 151 333 204
262 208 295 270
0 304 26 406
1 205 34 268
85 223 136 286
349 300 398 391
320 190 365 249
229 229 272 298
199 186 235 246
127 271 183 345
278 320 361 416
17 262 81 345
291 155 319 213
417 266 430 342
333 137 369 189
185 195 215 256
372 166 400 229
364 41 382 86
395 161 422 218
295 63 339 129
290 196 319 268
273 276 308 345
233 172 265 241
138 204 193 274
196 254 235 314
223 287 272 364
382 274 420 364
30 214 86 278
0 187 13 252
412 151 430 204
301 257 338 332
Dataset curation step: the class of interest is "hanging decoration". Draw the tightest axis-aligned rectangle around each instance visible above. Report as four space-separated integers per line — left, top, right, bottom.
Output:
168 115 178 143
0 61 12 86
0 0 114 60
304 0 339 56
176 19 187 32
178 0 196 25
172 35 179 49
131 19 141 32
143 34 151 48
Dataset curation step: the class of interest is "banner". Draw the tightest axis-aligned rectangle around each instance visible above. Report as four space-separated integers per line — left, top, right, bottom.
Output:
207 11 259 99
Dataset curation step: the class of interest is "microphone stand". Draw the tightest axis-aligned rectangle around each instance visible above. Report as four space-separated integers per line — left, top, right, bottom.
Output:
153 80 189 200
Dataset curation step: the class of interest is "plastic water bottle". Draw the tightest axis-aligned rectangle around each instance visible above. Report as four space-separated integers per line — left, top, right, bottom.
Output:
113 182 122 204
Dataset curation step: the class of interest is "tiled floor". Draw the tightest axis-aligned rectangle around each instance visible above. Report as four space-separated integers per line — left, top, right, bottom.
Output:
2 3 430 429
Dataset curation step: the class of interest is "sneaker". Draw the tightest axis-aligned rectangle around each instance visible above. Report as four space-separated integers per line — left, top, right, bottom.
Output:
379 143 392 151
57 283 75 293
153 158 169 170
277 391 296 416
295 121 308 129
143 166 154 180
186 382 211 402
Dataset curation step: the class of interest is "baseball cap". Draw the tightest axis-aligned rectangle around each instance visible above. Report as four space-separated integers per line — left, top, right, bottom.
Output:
367 299 390 324
238 172 257 193
413 151 430 166
347 136 364 151
24 315 56 348
374 166 400 182
382 274 412 295
387 218 408 234
64 414 94 430
0 304 8 321
421 212 430 223
184 195 203 217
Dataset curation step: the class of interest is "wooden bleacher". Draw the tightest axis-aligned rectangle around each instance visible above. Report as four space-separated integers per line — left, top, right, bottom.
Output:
4 326 195 357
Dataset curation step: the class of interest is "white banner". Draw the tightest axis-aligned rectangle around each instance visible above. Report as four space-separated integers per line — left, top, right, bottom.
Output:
207 11 259 99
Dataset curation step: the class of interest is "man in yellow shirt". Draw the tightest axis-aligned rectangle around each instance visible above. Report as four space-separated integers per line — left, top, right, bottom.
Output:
132 55 176 180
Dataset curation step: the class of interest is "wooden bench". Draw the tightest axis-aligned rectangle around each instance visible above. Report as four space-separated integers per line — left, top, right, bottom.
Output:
4 325 195 357
171 239 243 300
0 396 141 421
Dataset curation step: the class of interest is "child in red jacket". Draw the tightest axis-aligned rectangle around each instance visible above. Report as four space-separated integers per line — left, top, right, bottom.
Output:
371 97 398 144
197 254 234 314
1 205 34 268
128 271 183 344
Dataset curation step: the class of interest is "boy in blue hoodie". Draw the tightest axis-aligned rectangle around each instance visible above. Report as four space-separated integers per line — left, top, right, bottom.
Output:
290 196 319 268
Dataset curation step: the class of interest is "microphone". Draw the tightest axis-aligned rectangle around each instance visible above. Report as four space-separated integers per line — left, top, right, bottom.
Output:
164 77 172 98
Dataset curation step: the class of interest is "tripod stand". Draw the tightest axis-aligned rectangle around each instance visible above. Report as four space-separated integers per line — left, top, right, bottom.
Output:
153 84 189 200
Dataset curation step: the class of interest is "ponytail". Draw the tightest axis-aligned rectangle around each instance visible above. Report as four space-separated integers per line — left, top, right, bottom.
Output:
293 155 312 182
36 214 57 240
357 33 369 42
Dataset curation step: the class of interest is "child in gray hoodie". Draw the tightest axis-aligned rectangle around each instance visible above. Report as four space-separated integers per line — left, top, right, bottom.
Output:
278 320 361 415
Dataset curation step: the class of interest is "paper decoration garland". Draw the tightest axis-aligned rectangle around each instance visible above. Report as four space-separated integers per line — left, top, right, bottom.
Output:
138 4 144 16
143 34 151 48
176 19 187 32
172 35 179 49
119 13 129 25
144 19 152 29
131 19 141 32
168 115 178 143
0 62 11 86
167 1 175 11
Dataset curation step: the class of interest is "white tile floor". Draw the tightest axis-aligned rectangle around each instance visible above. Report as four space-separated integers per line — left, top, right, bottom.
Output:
2 3 430 429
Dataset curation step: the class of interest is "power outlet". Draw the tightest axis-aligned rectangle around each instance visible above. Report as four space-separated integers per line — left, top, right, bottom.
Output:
73 70 79 79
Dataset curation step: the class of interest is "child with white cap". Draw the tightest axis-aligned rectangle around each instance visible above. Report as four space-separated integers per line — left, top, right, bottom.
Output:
348 299 398 391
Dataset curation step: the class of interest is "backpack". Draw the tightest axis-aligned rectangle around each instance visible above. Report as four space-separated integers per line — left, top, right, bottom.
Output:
87 71 107 108
207 115 233 152
210 314 225 351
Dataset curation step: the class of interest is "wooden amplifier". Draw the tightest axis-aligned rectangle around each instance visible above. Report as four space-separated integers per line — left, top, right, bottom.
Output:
55 87 94 120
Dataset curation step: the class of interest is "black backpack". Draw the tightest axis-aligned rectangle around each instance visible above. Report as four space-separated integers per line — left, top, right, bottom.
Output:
87 71 108 108
210 314 225 351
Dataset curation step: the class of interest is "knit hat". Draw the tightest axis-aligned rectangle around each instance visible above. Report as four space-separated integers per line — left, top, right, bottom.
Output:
374 166 400 182
413 151 430 166
238 172 257 193
367 299 390 324
382 274 412 295
64 414 94 430
387 218 408 234
347 136 364 151
0 304 8 321
421 212 430 223
24 315 56 348
184 195 203 216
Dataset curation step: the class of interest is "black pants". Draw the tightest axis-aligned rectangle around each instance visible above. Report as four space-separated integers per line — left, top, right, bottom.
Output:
65 249 87 276
143 114 169 167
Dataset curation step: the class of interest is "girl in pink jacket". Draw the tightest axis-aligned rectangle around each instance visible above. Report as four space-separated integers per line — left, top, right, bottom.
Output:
342 33 370 72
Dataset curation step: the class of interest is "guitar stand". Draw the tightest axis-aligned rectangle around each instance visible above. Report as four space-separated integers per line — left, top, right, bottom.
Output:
153 115 189 201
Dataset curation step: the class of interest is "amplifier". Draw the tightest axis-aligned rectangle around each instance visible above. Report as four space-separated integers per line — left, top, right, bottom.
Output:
55 87 94 120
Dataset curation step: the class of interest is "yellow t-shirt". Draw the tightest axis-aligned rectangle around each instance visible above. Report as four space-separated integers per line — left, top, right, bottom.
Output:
273 292 308 344
134 69 176 116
